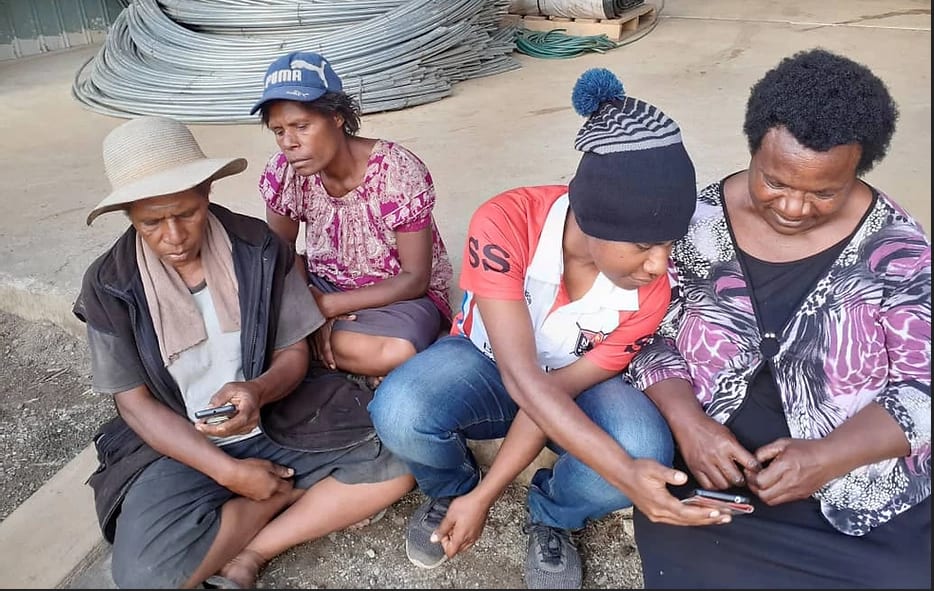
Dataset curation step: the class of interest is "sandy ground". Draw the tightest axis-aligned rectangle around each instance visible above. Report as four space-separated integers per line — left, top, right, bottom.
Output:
0 310 112 523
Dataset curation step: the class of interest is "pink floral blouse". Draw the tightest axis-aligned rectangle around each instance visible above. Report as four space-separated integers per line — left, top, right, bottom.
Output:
259 139 453 319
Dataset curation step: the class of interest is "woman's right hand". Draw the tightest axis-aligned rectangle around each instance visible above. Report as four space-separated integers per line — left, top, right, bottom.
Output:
675 414 761 490
221 457 295 501
311 319 337 369
310 314 356 370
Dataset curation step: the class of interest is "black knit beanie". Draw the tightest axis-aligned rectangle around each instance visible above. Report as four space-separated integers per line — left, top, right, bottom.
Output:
568 68 697 243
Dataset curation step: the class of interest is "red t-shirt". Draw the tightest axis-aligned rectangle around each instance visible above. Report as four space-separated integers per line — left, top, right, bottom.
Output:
453 185 670 372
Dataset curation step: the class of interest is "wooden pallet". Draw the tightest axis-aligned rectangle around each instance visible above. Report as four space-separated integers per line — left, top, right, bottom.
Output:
501 2 656 43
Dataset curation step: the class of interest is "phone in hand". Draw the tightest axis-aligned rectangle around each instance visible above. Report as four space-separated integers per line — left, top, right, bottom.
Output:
681 488 754 515
194 403 237 425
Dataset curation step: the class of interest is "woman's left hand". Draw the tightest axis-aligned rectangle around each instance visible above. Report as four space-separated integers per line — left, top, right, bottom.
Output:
311 319 337 369
745 438 834 505
310 314 356 370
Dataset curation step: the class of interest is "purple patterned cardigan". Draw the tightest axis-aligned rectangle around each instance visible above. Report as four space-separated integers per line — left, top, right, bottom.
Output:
629 179 931 536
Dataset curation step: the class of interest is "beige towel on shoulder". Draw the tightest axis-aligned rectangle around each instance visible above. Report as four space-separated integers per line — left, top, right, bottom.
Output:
136 212 240 366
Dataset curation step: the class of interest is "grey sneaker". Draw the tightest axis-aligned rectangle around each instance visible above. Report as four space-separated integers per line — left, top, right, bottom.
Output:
523 521 582 589
405 496 453 569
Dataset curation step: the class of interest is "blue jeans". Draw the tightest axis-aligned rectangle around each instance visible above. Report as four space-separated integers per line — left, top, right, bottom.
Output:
369 335 674 530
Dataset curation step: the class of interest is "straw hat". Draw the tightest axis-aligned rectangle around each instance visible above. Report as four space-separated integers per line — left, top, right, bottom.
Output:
87 116 247 225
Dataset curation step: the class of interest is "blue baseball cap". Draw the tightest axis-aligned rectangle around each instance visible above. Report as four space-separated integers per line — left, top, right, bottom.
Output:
250 51 344 115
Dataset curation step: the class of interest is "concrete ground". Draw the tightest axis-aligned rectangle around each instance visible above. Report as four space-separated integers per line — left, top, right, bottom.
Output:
0 0 929 588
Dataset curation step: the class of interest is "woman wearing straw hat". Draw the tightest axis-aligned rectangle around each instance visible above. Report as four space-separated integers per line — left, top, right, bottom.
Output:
73 115 414 589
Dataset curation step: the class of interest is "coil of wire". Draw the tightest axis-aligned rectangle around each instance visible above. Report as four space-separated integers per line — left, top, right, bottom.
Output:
72 0 522 124
507 0 644 20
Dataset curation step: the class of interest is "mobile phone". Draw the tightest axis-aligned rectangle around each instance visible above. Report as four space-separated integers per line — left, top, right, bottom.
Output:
681 488 754 515
194 403 237 424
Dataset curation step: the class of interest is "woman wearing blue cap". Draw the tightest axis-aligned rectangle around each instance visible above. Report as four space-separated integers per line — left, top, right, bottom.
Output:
251 51 454 390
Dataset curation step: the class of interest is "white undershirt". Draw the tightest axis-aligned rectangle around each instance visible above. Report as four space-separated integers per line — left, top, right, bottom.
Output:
167 284 260 446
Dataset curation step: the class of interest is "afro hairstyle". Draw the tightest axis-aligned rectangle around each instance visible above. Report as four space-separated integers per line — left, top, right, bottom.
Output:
743 48 899 176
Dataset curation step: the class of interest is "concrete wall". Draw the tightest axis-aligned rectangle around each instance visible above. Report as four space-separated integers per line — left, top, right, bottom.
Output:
0 0 124 61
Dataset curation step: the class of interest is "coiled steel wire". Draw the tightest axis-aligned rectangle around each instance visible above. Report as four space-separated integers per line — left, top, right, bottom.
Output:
507 0 644 20
72 0 520 123
160 0 411 35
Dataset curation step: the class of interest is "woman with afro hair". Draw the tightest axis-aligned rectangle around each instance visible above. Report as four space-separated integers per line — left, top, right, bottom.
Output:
628 47 930 588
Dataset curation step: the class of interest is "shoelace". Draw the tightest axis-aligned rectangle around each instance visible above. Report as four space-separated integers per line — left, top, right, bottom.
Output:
528 524 573 566
424 497 453 527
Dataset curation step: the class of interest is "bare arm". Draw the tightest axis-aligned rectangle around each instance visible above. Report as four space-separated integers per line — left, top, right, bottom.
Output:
476 298 651 496
250 337 310 405
470 354 618 507
432 298 622 556
818 402 911 468
266 206 307 280
115 386 292 501
314 227 434 318
116 384 240 483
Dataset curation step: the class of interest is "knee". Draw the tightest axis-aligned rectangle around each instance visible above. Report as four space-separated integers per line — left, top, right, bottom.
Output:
606 411 674 466
375 337 417 373
369 371 423 448
332 333 416 376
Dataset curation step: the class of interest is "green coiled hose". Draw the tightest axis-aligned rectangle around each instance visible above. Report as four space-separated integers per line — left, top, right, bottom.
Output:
515 28 619 59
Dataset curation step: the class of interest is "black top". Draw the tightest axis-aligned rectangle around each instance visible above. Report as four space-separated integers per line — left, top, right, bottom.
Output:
731 240 846 450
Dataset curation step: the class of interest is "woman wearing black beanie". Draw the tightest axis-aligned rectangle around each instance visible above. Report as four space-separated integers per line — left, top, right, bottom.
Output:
370 67 722 589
